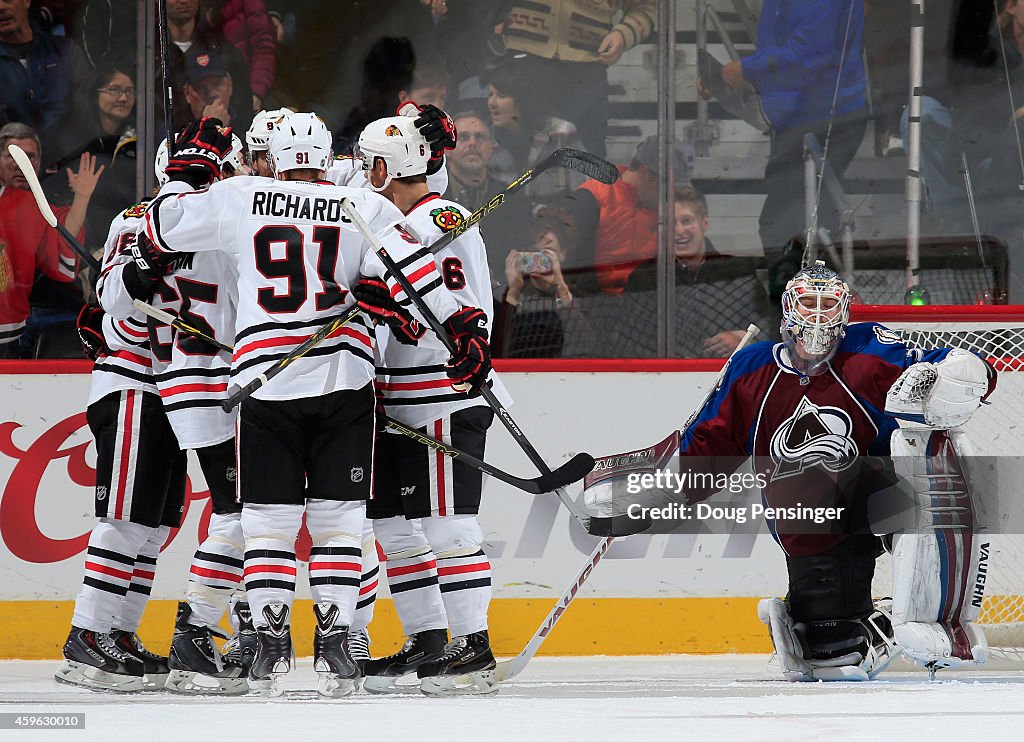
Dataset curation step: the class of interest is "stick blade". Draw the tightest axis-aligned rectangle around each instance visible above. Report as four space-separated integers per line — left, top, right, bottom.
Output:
553 148 619 184
7 144 58 227
535 453 595 492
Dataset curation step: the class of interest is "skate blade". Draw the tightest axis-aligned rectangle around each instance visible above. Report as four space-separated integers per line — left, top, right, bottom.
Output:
362 674 423 696
419 669 499 697
141 672 169 691
166 669 249 696
54 659 145 693
248 673 286 697
317 673 357 698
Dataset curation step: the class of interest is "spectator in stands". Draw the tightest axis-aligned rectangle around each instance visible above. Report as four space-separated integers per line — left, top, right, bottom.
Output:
701 0 868 276
483 55 587 204
493 1 657 157
493 204 590 358
165 0 254 135
616 187 774 358
208 0 276 111
333 35 416 155
0 123 97 358
443 108 530 268
0 0 89 150
399 61 449 111
45 60 138 250
565 134 695 295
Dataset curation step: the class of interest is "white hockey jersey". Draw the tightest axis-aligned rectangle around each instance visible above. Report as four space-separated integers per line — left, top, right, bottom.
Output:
143 177 462 401
89 200 159 406
375 193 511 429
148 243 239 450
326 155 449 196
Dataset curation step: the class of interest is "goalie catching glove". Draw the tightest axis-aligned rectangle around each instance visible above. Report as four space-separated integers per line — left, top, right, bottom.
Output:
886 349 995 428
165 117 234 188
443 307 491 392
353 276 426 345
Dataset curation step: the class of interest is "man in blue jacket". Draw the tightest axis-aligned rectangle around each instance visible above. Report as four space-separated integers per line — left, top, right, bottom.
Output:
707 0 868 275
0 0 88 146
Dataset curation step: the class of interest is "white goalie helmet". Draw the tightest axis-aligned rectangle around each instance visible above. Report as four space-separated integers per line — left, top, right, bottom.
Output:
155 137 170 187
267 111 332 175
246 107 295 152
780 260 851 374
355 115 431 192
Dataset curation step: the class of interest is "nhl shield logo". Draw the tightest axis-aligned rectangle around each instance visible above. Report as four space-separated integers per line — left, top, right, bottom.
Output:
96 486 108 501
226 466 236 483
351 467 364 483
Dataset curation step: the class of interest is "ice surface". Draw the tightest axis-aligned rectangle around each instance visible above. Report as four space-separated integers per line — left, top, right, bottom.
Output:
1 656 1022 741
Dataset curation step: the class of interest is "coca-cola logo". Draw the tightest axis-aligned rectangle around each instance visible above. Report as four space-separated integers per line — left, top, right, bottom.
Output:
0 412 314 564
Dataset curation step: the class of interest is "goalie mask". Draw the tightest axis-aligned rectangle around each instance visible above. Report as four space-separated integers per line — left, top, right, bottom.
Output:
780 261 851 376
355 115 431 192
267 112 333 175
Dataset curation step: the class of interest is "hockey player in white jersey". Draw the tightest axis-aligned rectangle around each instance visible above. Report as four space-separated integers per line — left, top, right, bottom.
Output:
139 114 493 697
327 101 454 194
133 139 252 695
351 114 508 695
245 107 293 178
56 152 191 692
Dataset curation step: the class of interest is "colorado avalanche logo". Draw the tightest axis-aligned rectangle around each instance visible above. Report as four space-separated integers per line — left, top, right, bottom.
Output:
873 326 903 345
431 206 464 232
769 397 858 481
385 125 402 137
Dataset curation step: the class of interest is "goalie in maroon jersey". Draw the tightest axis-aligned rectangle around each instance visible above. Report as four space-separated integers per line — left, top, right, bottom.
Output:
668 261 997 680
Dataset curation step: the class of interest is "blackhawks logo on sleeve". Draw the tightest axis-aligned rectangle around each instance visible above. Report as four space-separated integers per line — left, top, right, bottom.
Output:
122 202 148 219
431 205 464 232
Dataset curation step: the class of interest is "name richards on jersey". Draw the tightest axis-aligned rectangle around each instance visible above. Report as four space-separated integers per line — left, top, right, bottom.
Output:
251 191 354 223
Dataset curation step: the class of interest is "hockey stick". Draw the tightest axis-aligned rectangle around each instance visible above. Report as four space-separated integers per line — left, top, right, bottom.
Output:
157 0 175 156
492 324 762 683
7 144 231 354
339 199 643 540
382 414 594 494
220 147 617 410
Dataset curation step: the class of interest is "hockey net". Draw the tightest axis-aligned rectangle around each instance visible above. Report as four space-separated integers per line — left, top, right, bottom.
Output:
854 305 1024 659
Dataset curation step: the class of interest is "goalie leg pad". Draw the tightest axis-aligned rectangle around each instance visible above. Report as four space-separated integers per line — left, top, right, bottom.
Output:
890 427 990 668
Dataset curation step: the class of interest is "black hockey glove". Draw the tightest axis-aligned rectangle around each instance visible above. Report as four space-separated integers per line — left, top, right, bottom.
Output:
401 102 457 175
354 277 426 346
443 307 491 392
76 305 109 360
166 117 234 188
123 232 180 300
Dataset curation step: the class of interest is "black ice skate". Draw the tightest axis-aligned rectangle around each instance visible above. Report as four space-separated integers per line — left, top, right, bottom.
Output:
362 628 448 695
166 602 247 695
247 602 293 696
345 628 371 675
418 631 499 696
54 627 145 692
312 602 360 698
110 629 169 690
221 600 257 674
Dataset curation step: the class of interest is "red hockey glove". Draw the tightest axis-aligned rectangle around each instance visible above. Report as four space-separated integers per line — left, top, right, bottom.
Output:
76 305 109 360
443 307 491 392
354 277 426 346
166 117 234 187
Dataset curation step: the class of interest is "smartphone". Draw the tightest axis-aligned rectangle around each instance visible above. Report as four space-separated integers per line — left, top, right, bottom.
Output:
517 252 553 275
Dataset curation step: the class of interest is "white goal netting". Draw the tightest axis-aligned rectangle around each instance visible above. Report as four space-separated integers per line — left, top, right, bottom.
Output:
858 307 1024 657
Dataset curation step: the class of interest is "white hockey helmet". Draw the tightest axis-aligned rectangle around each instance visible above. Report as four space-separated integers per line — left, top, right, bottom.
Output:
155 137 170 187
220 134 248 176
355 115 431 192
246 107 294 152
267 111 332 175
781 260 851 374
